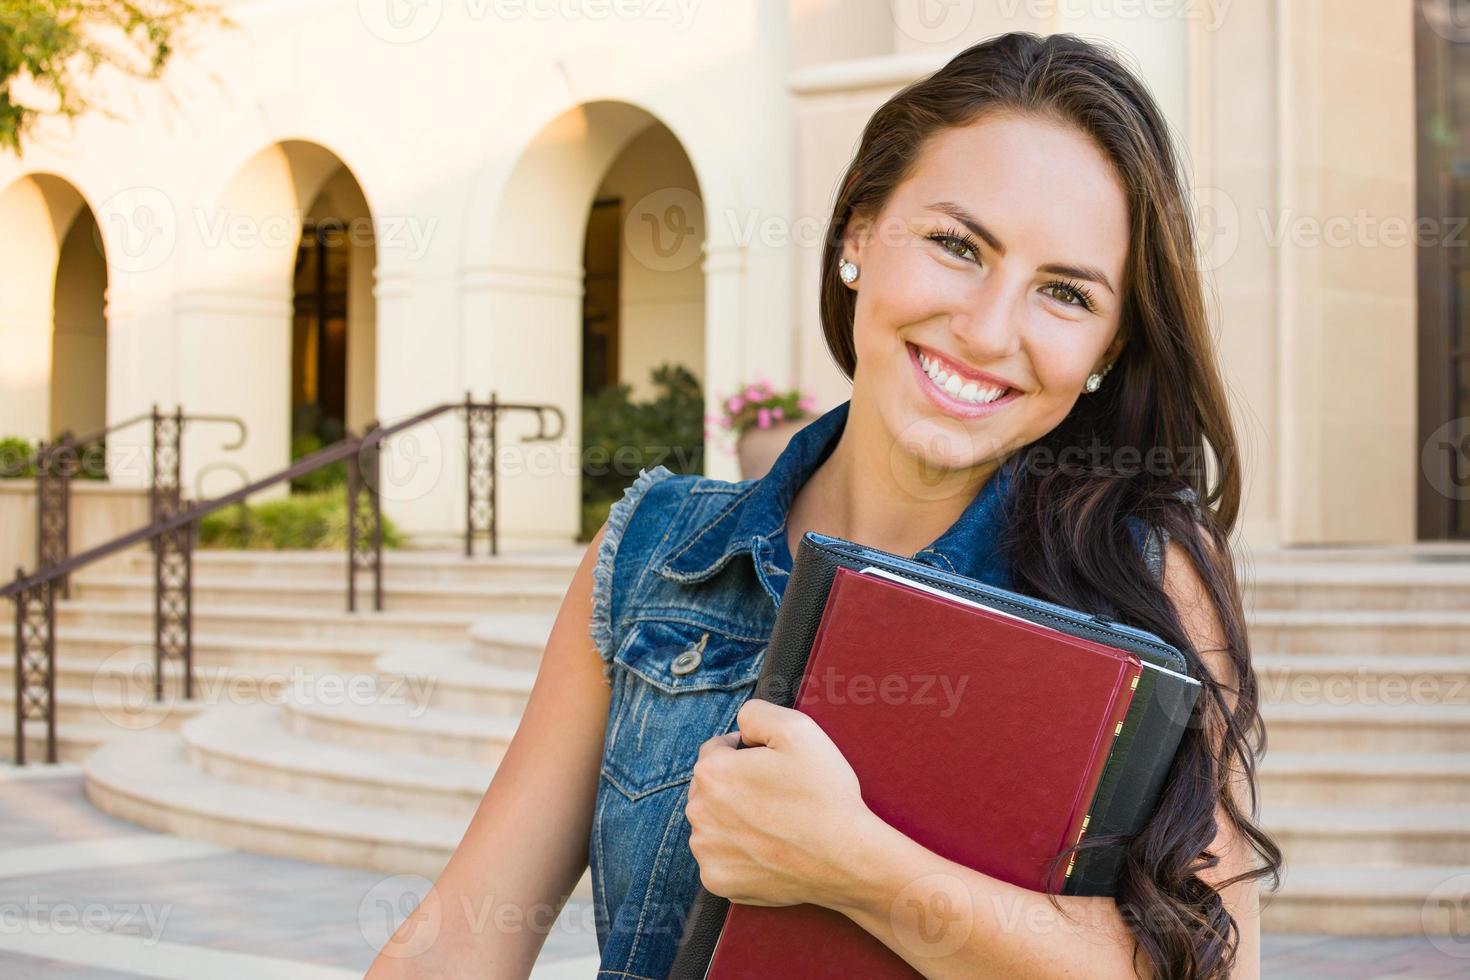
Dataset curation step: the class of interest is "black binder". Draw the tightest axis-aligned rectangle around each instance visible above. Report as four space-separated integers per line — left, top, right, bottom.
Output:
667 531 1200 979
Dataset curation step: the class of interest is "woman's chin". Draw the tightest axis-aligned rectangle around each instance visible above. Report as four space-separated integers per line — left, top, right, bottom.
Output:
891 406 1008 466
877 417 998 502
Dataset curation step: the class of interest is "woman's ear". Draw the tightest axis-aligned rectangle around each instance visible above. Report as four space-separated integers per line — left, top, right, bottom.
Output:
842 212 873 267
1099 331 1127 372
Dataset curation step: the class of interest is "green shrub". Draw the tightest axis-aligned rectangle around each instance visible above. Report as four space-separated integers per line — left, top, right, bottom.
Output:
197 489 404 550
580 363 703 541
0 435 107 480
288 433 347 493
0 436 35 478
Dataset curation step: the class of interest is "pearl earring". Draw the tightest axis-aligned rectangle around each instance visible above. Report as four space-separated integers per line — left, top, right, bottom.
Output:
838 259 859 284
1084 361 1114 393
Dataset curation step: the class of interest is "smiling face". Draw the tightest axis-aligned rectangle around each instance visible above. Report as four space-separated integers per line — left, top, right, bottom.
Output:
841 110 1132 475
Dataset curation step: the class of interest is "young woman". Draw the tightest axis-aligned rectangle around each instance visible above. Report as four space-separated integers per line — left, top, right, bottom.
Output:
368 31 1282 980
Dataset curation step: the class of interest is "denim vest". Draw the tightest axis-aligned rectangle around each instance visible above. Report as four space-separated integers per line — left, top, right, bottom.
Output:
584 398 1186 979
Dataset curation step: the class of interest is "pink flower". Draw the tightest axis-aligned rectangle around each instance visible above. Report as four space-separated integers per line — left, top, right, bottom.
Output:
757 407 772 429
772 406 783 420
745 385 763 403
726 395 744 414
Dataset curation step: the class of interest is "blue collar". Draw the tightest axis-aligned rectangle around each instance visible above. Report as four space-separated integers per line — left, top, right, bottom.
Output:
657 399 1020 605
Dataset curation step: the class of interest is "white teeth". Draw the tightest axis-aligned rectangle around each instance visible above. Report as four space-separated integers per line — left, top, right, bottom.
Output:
915 347 1010 405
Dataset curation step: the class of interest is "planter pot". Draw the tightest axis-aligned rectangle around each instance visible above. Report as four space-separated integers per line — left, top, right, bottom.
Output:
736 417 812 481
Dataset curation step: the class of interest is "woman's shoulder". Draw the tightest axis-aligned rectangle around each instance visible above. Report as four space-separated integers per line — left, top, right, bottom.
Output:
1133 485 1206 582
598 466 753 541
589 465 758 663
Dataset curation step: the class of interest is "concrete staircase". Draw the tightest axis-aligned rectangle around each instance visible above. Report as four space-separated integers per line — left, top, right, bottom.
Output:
1246 548 1470 935
4 543 1468 934
1 546 590 896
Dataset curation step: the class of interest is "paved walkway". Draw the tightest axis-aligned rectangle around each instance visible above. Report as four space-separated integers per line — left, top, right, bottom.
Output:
2 764 1464 978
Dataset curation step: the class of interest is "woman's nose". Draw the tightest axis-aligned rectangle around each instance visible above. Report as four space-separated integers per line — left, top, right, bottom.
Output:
948 278 1024 361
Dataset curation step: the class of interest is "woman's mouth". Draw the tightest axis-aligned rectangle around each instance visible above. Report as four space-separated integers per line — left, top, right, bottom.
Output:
906 342 1022 419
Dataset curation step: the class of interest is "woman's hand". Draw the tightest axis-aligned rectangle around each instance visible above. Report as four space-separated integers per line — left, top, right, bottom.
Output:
684 697 880 910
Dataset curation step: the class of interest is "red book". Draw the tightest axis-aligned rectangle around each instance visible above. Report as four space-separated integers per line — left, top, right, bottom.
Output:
704 565 1142 979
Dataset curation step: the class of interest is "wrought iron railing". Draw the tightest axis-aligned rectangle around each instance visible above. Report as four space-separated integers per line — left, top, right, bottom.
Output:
3 394 563 764
0 407 247 600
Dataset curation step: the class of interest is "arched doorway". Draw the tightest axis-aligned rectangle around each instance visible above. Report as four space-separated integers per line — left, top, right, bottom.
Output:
472 101 707 544
0 174 108 444
177 141 376 489
292 168 377 461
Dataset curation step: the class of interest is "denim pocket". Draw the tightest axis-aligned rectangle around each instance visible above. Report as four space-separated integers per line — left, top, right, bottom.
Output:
600 618 766 801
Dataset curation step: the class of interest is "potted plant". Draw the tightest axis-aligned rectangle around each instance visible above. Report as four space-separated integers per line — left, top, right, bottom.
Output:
706 378 820 481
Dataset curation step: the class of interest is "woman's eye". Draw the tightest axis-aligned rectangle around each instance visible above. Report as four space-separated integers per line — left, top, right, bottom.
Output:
929 233 977 262
1042 281 1096 312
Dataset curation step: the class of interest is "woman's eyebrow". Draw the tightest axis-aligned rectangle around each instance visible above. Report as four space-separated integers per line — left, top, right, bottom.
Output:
925 200 1116 296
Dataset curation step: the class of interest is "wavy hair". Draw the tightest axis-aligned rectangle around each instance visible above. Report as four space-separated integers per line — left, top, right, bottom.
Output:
818 31 1283 980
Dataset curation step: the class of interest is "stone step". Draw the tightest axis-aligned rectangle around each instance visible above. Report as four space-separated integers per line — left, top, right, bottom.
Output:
374 647 538 715
468 615 556 667
1260 702 1470 752
57 600 482 643
1243 561 1470 611
121 547 582 586
1253 654 1470 711
1261 864 1470 936
0 654 298 705
1245 543 1470 563
0 685 211 735
280 690 521 763
0 724 126 764
1 625 388 671
181 704 493 820
82 729 594 898
1247 610 1470 655
1259 751 1470 806
70 573 567 616
1264 804 1470 866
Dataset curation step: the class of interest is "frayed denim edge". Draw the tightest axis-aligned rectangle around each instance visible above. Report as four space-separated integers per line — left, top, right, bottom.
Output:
590 464 677 681
1144 487 1203 583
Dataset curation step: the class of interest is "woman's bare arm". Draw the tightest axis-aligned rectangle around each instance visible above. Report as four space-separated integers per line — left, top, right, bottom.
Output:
366 523 613 979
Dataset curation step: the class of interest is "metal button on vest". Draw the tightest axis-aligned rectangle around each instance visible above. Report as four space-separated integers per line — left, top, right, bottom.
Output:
671 632 709 675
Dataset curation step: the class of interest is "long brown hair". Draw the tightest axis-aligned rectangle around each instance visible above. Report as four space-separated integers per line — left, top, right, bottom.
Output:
819 32 1282 980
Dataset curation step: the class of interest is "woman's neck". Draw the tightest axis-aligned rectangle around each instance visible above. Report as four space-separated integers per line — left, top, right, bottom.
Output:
786 396 1001 560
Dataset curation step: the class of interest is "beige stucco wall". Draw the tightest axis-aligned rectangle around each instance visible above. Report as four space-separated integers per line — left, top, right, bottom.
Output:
0 0 1425 549
0 0 794 547
785 1 1420 549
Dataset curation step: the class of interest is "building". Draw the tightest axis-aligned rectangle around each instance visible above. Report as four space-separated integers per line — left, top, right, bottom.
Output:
1 1 1448 551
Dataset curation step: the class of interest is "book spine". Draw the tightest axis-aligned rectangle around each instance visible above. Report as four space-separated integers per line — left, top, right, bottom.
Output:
1064 675 1200 896
1063 670 1139 885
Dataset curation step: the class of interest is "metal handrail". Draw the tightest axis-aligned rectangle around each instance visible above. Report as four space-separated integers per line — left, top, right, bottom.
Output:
0 408 247 479
5 393 563 764
4 407 247 602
